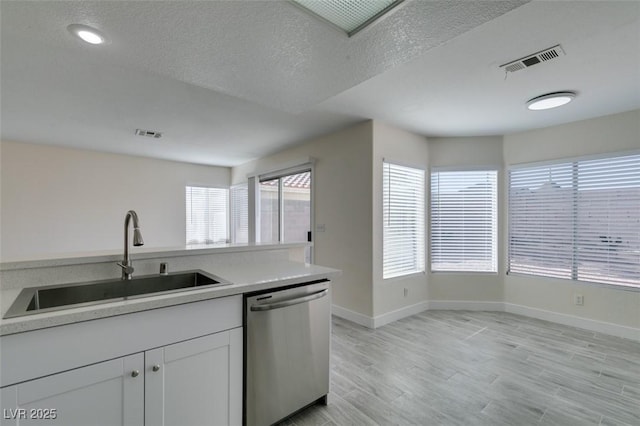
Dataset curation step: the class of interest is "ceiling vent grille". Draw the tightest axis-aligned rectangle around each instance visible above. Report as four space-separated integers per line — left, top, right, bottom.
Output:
135 129 162 139
500 45 565 74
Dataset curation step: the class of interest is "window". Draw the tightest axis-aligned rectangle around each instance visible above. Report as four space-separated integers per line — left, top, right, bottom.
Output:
383 162 425 279
259 170 312 244
230 183 248 244
258 167 313 262
431 170 498 272
185 186 229 244
259 177 280 243
508 153 640 288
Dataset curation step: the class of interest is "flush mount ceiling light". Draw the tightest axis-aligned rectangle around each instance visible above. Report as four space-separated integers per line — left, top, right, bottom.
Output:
526 91 576 111
67 24 109 45
291 0 404 36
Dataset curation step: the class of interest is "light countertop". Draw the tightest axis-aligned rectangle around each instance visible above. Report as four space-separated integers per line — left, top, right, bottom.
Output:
0 260 340 336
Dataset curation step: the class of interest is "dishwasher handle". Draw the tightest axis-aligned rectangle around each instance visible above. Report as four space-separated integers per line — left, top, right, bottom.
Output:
250 289 328 312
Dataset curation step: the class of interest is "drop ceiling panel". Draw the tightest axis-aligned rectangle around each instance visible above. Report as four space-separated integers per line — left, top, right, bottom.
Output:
291 0 402 35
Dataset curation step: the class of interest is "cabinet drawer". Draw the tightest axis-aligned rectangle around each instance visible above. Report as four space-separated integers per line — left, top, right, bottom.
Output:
0 295 242 387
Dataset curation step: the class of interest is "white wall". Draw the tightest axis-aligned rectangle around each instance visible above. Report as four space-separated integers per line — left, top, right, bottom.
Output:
427 136 504 303
0 141 229 260
372 121 429 318
503 109 640 164
232 122 374 317
503 110 640 330
7 110 636 334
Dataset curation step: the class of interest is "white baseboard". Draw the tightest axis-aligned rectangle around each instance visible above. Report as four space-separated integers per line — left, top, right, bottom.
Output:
332 301 429 329
331 304 374 328
333 301 640 342
372 301 429 328
504 303 640 342
428 300 504 311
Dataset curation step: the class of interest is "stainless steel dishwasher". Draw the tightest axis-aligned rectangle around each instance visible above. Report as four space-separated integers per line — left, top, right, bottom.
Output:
245 279 330 426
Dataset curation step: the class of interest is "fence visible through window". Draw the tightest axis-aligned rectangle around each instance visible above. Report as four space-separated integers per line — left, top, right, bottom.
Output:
508 153 640 288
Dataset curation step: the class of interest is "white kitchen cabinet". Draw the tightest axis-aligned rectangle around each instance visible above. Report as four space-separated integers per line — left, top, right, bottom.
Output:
0 329 242 426
1 296 243 426
1 354 144 426
145 328 243 426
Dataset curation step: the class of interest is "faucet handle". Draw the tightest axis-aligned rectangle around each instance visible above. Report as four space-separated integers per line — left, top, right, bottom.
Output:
117 262 135 275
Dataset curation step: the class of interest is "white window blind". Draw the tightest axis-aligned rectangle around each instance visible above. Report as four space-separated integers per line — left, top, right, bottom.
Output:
185 186 229 245
383 162 425 279
431 170 498 272
230 183 248 244
509 153 640 288
509 163 573 279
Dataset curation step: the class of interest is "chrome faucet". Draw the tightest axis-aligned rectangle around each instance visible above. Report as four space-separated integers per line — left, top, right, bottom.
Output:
117 210 144 280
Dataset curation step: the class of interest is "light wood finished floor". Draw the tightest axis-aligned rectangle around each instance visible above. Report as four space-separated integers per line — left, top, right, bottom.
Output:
282 311 640 426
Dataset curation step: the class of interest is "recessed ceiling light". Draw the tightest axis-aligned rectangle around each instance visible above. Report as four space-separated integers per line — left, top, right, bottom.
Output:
67 24 109 45
526 91 576 111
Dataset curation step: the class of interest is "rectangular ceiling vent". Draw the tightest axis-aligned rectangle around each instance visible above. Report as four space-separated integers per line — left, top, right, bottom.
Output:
500 45 565 74
135 129 162 139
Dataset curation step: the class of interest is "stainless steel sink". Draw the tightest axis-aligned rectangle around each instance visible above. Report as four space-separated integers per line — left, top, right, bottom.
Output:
4 270 231 319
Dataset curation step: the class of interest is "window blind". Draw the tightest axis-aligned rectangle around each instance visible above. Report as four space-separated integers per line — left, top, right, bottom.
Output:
431 170 498 272
509 163 574 279
186 186 229 245
576 155 640 286
383 162 425 279
508 153 640 288
230 183 248 244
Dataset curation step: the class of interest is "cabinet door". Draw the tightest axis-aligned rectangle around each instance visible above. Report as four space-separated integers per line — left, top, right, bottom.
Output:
0 354 144 426
145 328 242 426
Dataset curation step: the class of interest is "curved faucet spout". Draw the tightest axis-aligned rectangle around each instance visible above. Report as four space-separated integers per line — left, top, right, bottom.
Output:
119 210 144 280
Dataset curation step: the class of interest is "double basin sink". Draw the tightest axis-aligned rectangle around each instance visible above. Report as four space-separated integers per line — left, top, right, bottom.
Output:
4 270 231 319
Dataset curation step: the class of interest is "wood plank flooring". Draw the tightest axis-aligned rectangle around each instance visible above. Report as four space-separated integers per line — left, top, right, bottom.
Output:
281 311 640 426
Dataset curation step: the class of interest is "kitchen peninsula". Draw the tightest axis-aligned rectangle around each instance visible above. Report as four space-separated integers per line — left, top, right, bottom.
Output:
0 242 339 426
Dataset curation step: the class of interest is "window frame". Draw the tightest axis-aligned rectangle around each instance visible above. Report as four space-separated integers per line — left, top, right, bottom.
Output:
258 166 313 244
185 185 230 245
246 160 315 263
430 167 499 274
382 160 426 280
507 150 640 290
230 183 249 244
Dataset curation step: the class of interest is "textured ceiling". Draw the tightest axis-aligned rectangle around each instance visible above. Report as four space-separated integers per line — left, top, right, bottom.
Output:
1 0 639 167
1 0 528 112
319 0 640 136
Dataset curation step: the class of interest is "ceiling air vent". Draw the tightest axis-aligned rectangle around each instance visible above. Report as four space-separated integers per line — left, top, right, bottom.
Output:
135 129 162 139
500 45 565 74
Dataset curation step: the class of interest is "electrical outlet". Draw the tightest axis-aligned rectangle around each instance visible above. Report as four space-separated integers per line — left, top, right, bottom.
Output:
574 294 584 306
404 288 409 297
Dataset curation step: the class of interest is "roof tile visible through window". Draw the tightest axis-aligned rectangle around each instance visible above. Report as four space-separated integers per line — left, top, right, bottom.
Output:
261 173 311 188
